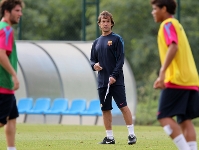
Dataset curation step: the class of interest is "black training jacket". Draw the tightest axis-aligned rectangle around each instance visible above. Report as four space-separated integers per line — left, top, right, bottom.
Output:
90 32 125 89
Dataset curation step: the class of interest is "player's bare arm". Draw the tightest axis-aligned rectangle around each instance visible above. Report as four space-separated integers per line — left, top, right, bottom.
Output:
153 72 165 89
0 49 19 90
154 43 178 89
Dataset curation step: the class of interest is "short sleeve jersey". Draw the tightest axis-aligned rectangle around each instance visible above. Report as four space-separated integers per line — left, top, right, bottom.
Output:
0 21 15 94
158 18 199 90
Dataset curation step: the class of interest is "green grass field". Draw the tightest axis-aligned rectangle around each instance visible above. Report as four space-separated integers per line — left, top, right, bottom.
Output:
0 124 199 150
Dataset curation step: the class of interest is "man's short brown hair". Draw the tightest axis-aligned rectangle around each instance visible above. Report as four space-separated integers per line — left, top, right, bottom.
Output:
97 11 115 28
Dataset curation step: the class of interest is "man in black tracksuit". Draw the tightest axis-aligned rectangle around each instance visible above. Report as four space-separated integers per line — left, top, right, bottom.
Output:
90 10 137 145
90 32 125 88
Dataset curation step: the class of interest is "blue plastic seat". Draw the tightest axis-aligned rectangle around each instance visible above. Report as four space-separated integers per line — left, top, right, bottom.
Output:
60 99 87 125
80 99 102 116
43 98 68 123
26 98 51 114
17 98 33 114
79 99 102 125
44 98 68 115
61 99 86 115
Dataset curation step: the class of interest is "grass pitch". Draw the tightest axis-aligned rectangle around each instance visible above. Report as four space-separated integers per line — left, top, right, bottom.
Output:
0 124 199 150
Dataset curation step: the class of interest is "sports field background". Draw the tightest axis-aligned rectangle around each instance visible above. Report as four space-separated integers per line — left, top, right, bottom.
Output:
0 124 199 150
0 1 197 149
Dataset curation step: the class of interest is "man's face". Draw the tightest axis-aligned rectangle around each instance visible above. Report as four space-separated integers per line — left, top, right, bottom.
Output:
98 16 113 33
8 4 22 25
151 5 164 23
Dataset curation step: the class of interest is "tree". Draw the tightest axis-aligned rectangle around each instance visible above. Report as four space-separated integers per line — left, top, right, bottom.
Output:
180 0 199 71
18 0 82 40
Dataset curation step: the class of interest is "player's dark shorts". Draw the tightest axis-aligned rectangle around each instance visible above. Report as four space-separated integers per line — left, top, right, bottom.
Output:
0 94 19 124
157 88 199 124
98 85 127 111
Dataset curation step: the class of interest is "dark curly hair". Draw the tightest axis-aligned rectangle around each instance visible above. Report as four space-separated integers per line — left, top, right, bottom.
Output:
151 0 177 15
0 0 24 18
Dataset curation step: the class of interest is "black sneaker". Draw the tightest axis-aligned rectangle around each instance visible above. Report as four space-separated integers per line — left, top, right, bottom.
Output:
128 134 137 145
99 137 115 144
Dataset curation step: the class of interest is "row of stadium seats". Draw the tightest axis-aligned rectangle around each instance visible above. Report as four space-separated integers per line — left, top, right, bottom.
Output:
17 97 122 125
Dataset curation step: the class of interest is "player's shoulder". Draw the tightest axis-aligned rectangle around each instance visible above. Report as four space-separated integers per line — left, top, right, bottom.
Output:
111 32 124 43
91 37 100 47
0 24 13 35
93 37 100 44
111 32 122 39
162 18 179 26
0 22 12 29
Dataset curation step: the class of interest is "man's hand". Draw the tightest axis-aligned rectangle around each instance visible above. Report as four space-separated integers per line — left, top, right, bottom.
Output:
153 77 165 89
153 68 165 89
109 76 116 85
12 75 19 90
94 62 103 71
